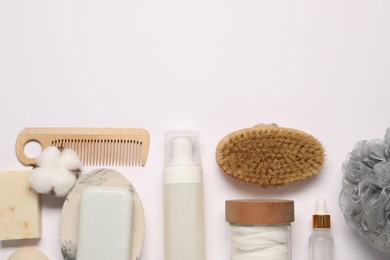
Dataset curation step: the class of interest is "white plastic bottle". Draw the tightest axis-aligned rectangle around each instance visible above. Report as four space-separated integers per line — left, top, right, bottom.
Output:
309 198 335 260
163 130 205 260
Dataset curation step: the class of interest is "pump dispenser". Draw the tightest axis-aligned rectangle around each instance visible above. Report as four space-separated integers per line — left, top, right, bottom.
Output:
163 131 205 260
309 198 334 260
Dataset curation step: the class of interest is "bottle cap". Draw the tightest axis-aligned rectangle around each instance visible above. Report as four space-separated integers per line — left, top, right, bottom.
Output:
313 198 331 228
165 130 201 167
163 130 203 184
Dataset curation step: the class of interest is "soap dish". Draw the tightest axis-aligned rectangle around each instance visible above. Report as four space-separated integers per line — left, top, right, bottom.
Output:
59 168 144 260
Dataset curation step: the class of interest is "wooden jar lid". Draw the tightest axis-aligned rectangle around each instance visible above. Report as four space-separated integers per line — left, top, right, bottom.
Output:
226 199 294 225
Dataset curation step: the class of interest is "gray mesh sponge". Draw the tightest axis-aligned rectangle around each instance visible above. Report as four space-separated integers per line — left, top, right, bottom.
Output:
339 128 390 253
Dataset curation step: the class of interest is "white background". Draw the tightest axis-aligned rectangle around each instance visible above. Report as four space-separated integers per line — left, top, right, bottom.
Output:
1 0 390 259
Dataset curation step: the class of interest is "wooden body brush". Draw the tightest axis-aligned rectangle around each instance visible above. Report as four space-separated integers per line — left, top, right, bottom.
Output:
216 125 325 187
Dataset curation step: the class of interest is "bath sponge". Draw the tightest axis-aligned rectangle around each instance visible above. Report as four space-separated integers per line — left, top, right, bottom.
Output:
216 124 325 187
339 128 390 253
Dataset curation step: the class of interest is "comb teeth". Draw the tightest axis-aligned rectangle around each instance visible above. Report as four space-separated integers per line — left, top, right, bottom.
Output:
15 127 150 167
51 139 144 167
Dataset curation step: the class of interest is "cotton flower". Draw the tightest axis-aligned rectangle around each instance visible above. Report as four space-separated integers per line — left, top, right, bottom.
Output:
58 148 82 171
28 146 82 197
51 167 77 197
28 167 53 194
36 146 61 168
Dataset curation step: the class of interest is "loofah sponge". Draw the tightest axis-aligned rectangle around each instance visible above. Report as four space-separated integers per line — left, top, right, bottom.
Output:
339 128 390 253
216 124 325 187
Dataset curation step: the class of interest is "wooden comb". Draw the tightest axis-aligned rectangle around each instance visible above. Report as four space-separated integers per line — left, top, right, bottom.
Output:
15 128 150 167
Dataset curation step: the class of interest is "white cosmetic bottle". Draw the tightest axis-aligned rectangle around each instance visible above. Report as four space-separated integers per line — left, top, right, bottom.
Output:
309 198 335 260
163 131 205 260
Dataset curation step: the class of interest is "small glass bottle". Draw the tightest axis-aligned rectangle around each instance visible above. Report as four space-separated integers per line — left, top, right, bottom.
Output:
225 199 294 260
309 198 334 260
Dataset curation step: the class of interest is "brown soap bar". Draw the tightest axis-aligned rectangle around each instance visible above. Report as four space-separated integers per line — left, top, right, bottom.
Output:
0 171 42 240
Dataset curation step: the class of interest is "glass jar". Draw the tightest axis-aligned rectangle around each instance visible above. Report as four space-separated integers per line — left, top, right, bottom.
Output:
225 199 294 260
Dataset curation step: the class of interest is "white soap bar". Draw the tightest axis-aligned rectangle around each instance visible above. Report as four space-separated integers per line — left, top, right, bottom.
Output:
0 171 41 240
76 186 133 260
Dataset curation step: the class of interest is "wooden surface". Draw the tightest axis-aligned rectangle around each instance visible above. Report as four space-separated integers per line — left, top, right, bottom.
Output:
226 199 294 224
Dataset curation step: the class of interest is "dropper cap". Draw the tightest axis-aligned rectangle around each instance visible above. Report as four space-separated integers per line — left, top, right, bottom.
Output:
313 198 331 228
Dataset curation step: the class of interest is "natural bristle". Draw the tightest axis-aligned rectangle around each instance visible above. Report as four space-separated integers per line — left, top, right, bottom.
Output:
216 126 325 187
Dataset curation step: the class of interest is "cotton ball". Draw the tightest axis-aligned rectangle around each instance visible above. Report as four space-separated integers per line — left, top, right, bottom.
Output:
36 146 60 167
59 148 82 170
29 167 54 194
51 167 77 197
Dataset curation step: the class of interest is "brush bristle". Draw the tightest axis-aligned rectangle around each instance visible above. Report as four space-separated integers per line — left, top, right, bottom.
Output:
216 126 325 187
